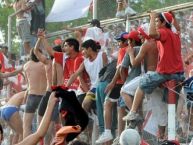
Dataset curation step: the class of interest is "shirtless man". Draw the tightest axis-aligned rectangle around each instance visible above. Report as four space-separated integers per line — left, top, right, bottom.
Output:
121 23 158 112
1 91 26 144
6 0 32 54
23 49 47 138
34 36 62 145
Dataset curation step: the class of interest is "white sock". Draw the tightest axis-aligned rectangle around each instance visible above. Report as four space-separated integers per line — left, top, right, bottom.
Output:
105 129 111 133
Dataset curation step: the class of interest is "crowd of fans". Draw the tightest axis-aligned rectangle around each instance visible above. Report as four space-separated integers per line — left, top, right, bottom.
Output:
0 1 193 145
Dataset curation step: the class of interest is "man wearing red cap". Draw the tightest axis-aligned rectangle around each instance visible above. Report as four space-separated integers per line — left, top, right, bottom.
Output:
125 11 185 130
96 32 129 144
122 23 168 140
121 23 158 114
98 30 142 144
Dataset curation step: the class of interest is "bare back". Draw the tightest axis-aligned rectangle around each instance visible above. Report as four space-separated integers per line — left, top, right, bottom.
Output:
7 91 25 107
24 61 47 95
143 39 158 71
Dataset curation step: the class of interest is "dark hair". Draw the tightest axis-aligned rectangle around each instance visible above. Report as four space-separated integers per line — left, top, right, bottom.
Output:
81 39 101 52
157 13 172 29
2 46 8 50
129 38 142 47
0 124 3 136
50 45 62 60
30 48 39 62
91 19 104 32
53 45 62 52
63 38 79 52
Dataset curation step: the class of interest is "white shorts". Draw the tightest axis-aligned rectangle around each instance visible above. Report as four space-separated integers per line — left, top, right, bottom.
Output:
121 76 141 96
146 88 168 126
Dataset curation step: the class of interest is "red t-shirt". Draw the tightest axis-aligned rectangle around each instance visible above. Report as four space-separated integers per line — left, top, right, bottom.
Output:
156 28 184 74
54 52 83 90
117 46 127 84
0 52 5 72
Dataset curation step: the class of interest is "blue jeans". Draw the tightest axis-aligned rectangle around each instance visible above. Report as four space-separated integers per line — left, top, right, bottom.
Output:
96 81 117 135
140 71 185 94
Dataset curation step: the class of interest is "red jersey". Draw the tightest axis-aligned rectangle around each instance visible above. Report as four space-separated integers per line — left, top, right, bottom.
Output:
0 52 5 72
156 28 184 74
74 55 90 92
54 52 83 90
117 46 127 84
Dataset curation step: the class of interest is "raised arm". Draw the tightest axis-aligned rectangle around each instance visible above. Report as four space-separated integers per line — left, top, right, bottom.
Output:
16 92 58 145
149 12 160 39
0 67 23 78
34 38 50 65
128 45 146 67
42 38 55 57
66 63 85 87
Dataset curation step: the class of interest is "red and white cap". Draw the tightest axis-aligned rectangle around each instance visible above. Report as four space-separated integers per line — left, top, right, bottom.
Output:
161 12 174 24
138 23 150 39
125 30 141 42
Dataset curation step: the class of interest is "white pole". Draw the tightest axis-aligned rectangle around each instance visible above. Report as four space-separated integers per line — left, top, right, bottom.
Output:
93 0 97 19
126 0 130 32
126 16 131 32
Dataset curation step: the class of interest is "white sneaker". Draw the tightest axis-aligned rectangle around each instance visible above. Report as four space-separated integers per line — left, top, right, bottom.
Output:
116 10 126 18
125 6 137 16
123 112 139 121
95 131 113 144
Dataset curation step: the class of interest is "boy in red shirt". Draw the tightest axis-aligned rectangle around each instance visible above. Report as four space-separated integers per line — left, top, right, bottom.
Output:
96 32 129 144
126 12 185 125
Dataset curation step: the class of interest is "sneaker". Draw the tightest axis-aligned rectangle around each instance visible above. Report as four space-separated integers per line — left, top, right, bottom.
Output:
125 6 137 16
95 131 113 144
123 112 139 121
112 137 120 145
116 10 126 18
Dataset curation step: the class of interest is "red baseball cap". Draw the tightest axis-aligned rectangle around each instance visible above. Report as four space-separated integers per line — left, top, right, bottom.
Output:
125 30 141 42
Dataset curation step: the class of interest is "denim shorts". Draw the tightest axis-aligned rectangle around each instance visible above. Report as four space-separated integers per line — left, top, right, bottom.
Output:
140 71 185 94
117 97 126 107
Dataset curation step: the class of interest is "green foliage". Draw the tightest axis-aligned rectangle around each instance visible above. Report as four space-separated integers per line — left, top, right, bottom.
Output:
0 6 14 40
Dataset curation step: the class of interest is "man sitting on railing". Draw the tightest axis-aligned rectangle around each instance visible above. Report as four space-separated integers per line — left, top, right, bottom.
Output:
125 11 185 128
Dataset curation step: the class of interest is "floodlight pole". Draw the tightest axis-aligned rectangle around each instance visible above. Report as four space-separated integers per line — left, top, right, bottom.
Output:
93 0 97 19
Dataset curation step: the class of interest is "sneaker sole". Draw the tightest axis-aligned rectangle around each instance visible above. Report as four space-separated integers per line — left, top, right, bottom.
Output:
95 137 113 144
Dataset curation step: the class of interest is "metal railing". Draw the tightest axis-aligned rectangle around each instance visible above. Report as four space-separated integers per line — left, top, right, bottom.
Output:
45 1 193 38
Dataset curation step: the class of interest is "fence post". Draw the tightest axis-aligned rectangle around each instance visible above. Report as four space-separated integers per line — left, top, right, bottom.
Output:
167 80 177 140
126 0 131 32
93 0 97 19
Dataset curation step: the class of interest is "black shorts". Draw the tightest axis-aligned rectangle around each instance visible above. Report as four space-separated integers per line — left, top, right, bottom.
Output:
107 84 123 102
25 94 42 113
77 93 86 104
